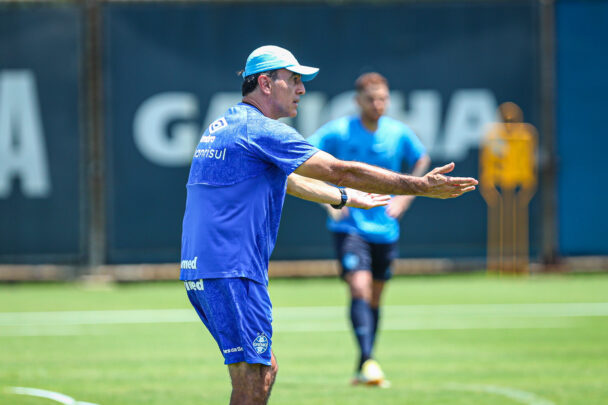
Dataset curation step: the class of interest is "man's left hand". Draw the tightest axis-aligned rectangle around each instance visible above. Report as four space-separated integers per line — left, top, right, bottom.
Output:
345 188 391 210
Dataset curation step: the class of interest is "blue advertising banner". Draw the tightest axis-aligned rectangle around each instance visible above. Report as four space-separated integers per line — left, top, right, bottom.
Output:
0 5 82 262
104 1 540 263
557 0 608 255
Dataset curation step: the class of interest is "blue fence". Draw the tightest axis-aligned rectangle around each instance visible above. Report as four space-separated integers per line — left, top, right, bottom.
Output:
0 0 604 265
0 5 83 263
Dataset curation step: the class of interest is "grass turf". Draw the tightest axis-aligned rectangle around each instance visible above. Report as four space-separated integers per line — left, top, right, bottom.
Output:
0 272 607 404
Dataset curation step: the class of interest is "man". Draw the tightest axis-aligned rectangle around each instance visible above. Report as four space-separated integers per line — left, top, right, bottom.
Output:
308 72 430 387
180 45 477 405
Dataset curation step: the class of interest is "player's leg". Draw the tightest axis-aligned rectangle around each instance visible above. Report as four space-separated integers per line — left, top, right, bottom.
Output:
369 240 397 349
184 277 275 404
333 233 375 375
345 269 374 370
370 279 386 349
228 351 278 405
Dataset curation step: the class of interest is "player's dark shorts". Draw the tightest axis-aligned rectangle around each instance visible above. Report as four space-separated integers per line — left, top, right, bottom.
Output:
333 232 398 281
185 277 272 366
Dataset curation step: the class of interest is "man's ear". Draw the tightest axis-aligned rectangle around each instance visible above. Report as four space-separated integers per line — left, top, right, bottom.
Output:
258 75 273 95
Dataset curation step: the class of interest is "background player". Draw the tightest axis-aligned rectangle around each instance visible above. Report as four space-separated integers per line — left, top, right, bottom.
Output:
309 72 430 386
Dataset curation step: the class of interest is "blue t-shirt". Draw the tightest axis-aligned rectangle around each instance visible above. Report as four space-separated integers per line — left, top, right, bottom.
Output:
180 103 318 285
308 116 426 243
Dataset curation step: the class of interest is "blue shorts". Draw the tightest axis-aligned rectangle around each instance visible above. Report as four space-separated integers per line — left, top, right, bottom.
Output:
333 232 397 281
185 277 272 366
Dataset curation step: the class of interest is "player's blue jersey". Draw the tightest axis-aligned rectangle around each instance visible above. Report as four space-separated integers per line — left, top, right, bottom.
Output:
308 116 426 243
180 103 318 285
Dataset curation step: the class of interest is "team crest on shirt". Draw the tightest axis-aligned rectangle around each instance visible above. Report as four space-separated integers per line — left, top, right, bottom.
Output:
208 117 227 134
253 333 269 354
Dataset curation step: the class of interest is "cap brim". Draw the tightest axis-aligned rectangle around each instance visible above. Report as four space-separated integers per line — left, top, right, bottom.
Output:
286 65 319 81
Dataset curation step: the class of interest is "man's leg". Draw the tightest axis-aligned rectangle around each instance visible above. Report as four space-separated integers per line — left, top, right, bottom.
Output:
370 280 386 349
345 270 374 370
228 351 278 405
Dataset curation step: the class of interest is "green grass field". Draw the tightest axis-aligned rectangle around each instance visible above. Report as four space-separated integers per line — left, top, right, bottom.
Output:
1 272 607 404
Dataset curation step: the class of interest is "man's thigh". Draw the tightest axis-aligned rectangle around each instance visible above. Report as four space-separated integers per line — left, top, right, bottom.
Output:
370 241 398 281
333 232 372 278
185 277 273 366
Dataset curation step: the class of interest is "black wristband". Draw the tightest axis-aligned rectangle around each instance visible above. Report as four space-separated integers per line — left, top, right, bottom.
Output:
331 187 348 209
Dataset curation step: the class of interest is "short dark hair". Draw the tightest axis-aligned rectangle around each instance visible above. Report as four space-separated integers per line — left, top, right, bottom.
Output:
239 69 279 96
355 72 389 93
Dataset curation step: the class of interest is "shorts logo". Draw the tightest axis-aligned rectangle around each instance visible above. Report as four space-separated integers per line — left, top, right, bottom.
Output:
253 333 269 354
223 346 243 354
208 117 227 134
343 253 359 270
184 279 204 291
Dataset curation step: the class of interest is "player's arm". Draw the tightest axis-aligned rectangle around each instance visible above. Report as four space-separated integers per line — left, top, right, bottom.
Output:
386 154 431 219
294 150 477 198
286 173 391 209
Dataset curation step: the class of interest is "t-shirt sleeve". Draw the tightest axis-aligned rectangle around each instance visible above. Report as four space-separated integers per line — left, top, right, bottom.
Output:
400 126 427 167
248 119 319 175
307 121 338 155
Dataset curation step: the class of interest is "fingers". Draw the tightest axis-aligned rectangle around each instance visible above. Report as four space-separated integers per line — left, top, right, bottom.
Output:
430 162 455 175
444 185 477 198
448 177 479 186
371 194 392 203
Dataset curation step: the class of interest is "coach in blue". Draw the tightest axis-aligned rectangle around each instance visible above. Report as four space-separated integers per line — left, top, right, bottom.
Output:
309 73 431 387
180 45 477 405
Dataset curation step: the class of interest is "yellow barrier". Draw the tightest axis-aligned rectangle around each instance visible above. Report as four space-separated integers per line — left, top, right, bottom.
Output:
480 102 537 274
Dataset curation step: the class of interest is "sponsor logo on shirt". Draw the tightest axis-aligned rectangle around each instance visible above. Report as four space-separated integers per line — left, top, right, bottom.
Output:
223 346 244 354
199 134 216 143
184 279 204 291
253 333 269 354
193 147 226 160
181 256 198 270
209 117 227 134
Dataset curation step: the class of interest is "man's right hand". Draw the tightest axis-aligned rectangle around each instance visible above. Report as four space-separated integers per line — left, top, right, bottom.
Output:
422 162 478 199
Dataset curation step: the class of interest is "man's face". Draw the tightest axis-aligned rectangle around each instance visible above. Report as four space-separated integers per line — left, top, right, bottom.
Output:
356 83 389 122
269 69 306 119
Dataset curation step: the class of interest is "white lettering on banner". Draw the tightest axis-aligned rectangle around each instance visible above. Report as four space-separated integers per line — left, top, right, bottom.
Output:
390 90 442 152
440 89 497 160
134 88 498 166
0 70 51 198
133 92 200 166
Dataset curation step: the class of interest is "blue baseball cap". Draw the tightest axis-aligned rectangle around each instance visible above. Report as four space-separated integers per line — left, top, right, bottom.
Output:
242 45 319 82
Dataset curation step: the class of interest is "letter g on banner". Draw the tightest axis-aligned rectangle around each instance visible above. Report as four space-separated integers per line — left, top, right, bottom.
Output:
133 92 200 166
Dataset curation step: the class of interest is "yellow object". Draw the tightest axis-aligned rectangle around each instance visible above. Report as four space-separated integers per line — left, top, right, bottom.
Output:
480 103 537 274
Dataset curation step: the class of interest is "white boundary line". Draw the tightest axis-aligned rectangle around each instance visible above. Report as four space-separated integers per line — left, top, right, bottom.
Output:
445 383 556 405
0 302 606 336
1 302 608 325
6 386 99 405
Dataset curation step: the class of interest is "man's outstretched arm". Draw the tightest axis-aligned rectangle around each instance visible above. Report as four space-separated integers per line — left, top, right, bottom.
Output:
294 150 477 199
286 173 391 209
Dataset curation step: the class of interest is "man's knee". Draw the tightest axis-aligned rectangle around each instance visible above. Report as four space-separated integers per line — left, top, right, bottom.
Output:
347 271 372 301
229 361 277 404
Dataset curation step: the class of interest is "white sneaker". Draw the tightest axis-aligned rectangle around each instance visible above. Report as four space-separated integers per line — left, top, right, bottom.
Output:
351 359 390 388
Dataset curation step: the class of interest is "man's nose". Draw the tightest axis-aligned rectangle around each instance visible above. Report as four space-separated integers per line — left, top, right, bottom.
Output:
298 82 306 95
